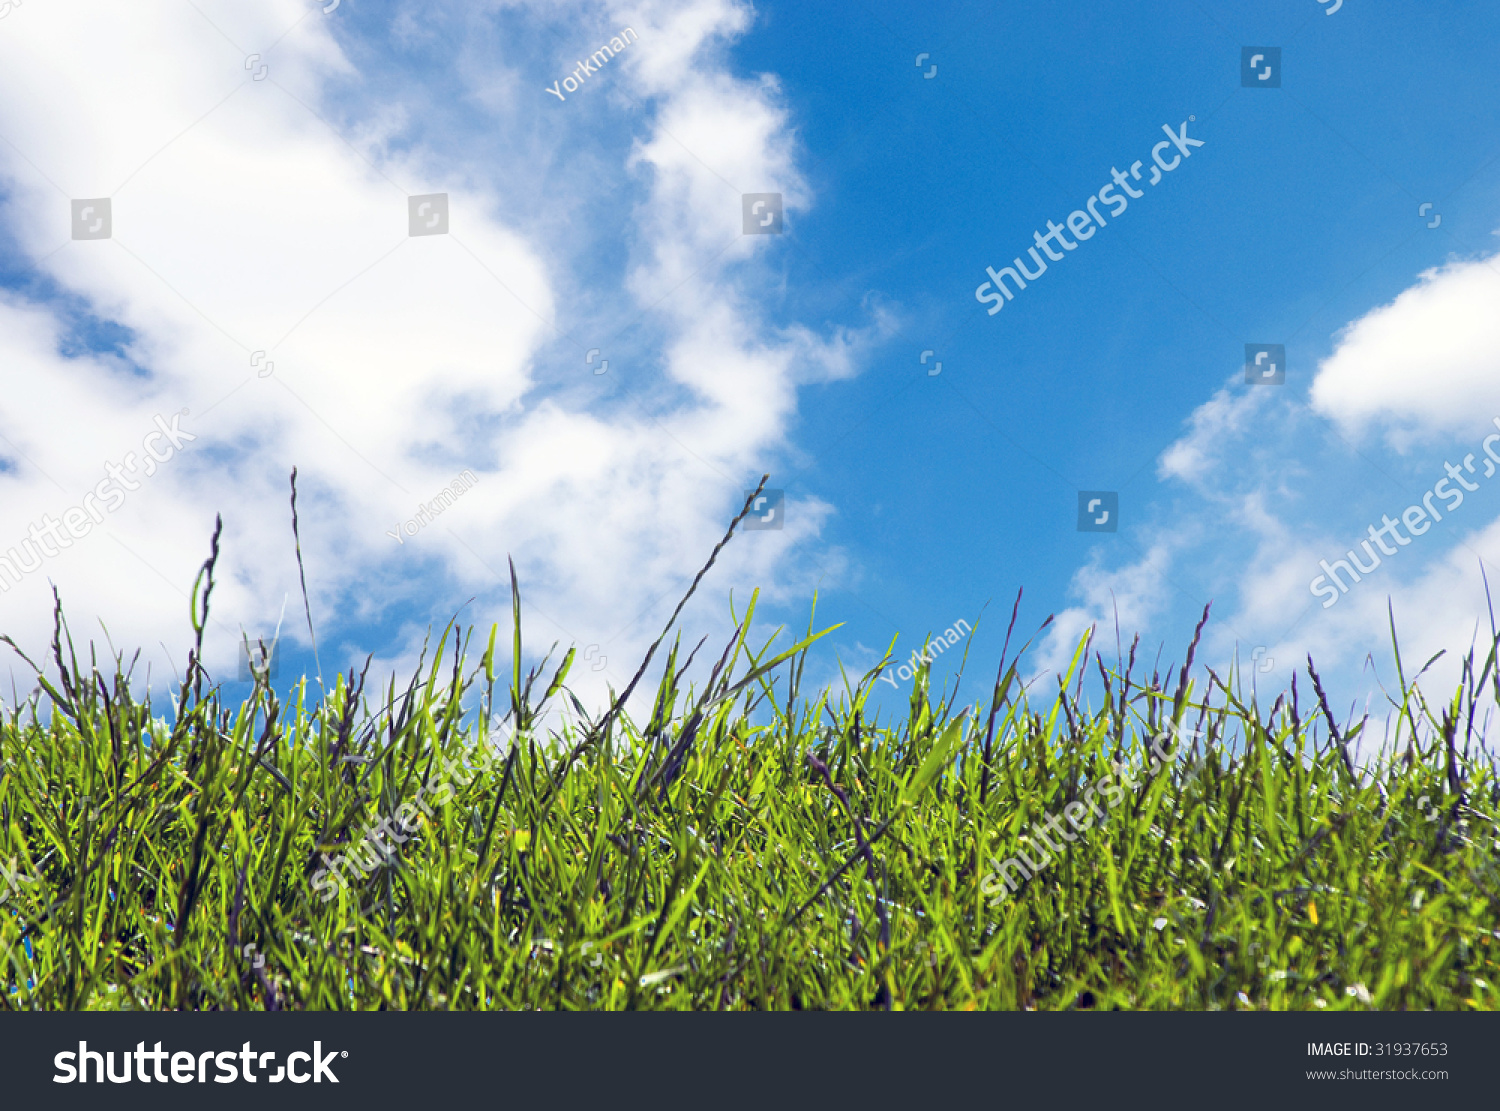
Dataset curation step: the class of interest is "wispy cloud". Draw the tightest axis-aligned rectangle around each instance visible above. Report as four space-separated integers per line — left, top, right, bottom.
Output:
0 0 890 711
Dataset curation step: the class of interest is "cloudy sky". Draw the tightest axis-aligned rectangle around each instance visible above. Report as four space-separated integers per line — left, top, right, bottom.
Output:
1 0 1498 745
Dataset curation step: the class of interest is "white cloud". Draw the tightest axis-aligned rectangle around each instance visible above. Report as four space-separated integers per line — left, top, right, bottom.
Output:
1310 251 1500 444
0 0 889 715
1158 381 1273 490
1076 240 1500 745
1032 537 1180 686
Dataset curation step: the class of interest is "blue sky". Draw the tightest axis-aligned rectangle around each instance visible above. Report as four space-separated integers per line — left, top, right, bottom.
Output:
1 0 1498 744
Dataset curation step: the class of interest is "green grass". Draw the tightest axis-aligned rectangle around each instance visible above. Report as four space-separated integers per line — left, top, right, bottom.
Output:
3 542 1500 1010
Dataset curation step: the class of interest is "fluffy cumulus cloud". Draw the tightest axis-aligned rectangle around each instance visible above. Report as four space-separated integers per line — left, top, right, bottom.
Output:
0 0 888 712
1310 254 1500 443
1034 245 1500 742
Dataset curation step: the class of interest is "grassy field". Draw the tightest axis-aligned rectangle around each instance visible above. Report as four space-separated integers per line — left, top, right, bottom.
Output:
2 508 1499 1011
